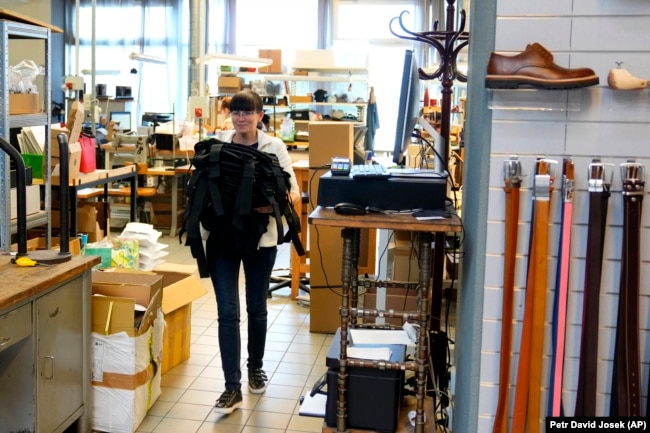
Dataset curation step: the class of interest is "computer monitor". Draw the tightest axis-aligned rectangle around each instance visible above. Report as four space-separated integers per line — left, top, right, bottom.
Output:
109 111 132 132
392 49 421 165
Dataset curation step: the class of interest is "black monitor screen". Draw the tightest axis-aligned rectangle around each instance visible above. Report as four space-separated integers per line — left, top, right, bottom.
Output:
110 111 132 132
392 49 420 165
142 112 174 127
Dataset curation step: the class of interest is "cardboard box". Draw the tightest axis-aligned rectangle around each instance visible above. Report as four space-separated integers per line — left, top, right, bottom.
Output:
258 49 282 73
91 272 163 430
51 141 82 183
308 122 376 333
10 184 41 219
388 244 420 282
310 287 344 334
51 202 107 243
308 122 354 166
91 309 164 433
78 202 108 243
91 317 163 433
51 123 70 144
363 287 419 326
11 236 81 255
91 271 164 337
153 263 208 373
218 76 242 94
289 95 313 103
9 93 40 114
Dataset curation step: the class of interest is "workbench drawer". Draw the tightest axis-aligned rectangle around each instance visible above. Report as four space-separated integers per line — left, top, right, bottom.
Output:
0 303 32 353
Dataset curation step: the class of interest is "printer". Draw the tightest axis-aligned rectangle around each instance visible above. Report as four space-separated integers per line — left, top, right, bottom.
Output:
317 170 448 211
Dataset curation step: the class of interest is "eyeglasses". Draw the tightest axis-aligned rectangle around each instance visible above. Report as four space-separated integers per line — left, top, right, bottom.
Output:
231 110 258 118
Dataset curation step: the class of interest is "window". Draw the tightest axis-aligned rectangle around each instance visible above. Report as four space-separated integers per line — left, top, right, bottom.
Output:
334 0 419 153
65 0 189 128
235 0 319 61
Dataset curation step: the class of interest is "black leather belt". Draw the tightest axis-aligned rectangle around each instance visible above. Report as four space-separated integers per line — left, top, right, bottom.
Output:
575 159 612 416
610 161 645 416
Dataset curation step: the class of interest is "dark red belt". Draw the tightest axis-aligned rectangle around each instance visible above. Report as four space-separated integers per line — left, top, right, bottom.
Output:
575 159 612 416
492 156 522 433
610 161 645 416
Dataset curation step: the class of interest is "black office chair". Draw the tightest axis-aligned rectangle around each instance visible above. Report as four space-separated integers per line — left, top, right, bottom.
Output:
268 267 309 298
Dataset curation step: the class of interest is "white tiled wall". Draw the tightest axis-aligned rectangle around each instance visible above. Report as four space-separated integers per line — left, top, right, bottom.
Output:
479 1 650 431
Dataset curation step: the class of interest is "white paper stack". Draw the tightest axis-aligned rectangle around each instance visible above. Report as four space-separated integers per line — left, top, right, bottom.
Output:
120 222 168 270
17 125 45 154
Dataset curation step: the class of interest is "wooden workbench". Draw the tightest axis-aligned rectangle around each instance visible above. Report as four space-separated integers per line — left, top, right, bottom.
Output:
0 254 99 433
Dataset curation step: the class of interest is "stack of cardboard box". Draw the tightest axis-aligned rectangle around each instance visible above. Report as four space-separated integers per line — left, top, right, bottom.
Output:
90 264 207 432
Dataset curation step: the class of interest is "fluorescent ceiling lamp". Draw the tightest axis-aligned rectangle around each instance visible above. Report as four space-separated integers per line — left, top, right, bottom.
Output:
129 52 167 64
197 53 273 68
81 69 121 75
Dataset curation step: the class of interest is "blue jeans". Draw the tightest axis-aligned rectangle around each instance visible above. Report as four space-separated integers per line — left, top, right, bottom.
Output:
206 238 277 392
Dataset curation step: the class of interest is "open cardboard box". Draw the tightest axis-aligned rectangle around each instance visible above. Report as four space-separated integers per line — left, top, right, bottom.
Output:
93 264 208 373
78 202 107 243
91 272 164 337
90 271 164 433
51 140 82 183
152 263 208 373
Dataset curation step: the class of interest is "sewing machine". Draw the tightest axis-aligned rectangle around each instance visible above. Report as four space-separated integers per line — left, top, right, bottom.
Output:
111 134 152 166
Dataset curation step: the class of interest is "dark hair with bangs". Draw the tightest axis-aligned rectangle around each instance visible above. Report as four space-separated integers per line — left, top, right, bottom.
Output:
229 90 263 113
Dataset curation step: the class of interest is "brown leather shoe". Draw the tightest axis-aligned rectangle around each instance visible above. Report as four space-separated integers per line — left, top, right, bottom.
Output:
485 43 599 89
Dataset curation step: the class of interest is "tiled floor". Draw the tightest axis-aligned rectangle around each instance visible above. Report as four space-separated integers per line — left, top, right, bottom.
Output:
136 236 329 433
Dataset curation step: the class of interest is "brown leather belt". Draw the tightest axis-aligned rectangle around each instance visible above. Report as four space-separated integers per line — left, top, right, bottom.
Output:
610 161 645 416
492 156 523 433
575 159 612 416
513 159 555 433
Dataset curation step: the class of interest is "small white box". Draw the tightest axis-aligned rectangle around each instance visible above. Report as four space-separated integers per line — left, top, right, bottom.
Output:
10 184 41 219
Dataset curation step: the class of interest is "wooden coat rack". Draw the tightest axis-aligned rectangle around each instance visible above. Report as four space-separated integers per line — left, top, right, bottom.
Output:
390 0 469 168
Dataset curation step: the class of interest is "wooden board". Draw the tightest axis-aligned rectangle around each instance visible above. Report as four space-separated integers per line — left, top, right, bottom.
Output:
0 8 63 33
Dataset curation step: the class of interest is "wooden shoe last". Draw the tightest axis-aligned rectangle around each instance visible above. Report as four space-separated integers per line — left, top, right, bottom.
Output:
608 67 648 90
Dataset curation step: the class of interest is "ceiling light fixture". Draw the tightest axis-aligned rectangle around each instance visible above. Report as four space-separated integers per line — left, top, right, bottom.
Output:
197 53 273 68
129 52 167 64
81 69 121 76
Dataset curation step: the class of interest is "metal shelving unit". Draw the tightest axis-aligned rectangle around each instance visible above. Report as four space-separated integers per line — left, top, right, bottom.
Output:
0 20 51 251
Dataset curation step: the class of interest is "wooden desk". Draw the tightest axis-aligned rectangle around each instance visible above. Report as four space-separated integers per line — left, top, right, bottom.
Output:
78 166 187 237
143 167 185 237
53 166 137 237
309 206 461 433
290 160 310 299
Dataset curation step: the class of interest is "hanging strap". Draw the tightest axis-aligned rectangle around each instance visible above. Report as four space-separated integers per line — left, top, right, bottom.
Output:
610 161 645 416
492 156 522 433
548 158 574 416
575 159 612 416
513 158 555 433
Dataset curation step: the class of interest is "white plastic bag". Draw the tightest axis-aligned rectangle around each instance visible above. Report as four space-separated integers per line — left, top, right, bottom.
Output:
9 59 44 93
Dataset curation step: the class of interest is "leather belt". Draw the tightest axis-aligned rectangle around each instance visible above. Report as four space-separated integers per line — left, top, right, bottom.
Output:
610 161 645 416
492 156 523 433
512 159 555 433
548 158 574 417
575 159 612 416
